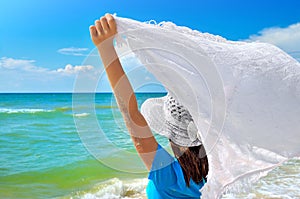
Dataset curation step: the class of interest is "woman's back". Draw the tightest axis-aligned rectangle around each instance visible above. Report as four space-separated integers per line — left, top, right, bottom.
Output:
146 144 206 199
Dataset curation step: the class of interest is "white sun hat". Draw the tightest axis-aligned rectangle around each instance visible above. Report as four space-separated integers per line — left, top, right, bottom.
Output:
141 93 202 147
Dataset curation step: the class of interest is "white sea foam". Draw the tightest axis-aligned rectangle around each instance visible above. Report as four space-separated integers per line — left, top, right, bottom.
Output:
69 178 148 199
0 108 53 114
73 113 90 117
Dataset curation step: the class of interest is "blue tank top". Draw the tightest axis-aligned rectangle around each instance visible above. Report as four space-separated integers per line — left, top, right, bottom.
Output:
146 144 206 199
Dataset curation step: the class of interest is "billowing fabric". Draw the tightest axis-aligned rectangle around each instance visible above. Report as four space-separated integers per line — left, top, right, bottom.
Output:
146 144 205 199
114 16 300 198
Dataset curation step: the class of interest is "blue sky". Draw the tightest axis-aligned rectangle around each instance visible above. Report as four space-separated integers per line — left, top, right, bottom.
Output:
0 0 299 92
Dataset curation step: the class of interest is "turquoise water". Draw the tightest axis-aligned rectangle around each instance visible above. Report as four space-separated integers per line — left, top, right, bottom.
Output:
1 93 300 199
0 93 167 199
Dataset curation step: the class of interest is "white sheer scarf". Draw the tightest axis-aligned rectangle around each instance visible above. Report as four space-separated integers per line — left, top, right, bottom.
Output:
114 16 300 198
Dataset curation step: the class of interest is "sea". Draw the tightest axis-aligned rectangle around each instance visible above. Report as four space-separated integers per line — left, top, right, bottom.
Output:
0 93 299 199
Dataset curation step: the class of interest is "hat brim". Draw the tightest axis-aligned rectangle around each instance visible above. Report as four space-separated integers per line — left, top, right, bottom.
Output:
141 96 168 137
141 95 201 147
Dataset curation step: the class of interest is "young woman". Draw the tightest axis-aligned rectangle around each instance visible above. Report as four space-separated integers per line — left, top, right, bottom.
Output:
89 13 209 198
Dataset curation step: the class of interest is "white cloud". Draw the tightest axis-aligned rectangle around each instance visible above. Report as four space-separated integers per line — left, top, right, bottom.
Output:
0 55 164 92
0 57 45 71
0 57 99 92
247 22 300 61
145 76 151 80
0 57 95 74
57 47 89 56
56 64 94 74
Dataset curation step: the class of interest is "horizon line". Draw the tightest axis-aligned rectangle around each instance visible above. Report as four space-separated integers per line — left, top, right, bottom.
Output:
0 91 167 94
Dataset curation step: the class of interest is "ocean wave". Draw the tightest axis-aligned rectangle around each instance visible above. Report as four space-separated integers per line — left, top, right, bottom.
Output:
95 105 118 109
74 113 90 117
55 107 73 112
54 105 118 113
66 178 148 199
0 108 53 114
0 105 117 115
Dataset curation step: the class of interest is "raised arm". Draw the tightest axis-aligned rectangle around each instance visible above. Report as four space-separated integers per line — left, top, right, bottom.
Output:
89 14 158 170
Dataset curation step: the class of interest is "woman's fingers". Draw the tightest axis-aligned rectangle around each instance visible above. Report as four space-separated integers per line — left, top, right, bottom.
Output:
105 13 116 32
100 16 109 32
89 25 98 37
95 14 114 36
90 14 116 46
95 20 104 35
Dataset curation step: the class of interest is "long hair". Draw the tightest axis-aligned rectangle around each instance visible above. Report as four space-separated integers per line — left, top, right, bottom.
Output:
171 142 209 187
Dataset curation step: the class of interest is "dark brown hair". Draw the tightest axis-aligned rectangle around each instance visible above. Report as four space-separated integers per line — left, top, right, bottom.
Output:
170 141 209 187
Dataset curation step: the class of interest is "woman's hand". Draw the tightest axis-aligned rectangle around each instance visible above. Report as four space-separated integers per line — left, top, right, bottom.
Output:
89 13 117 47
